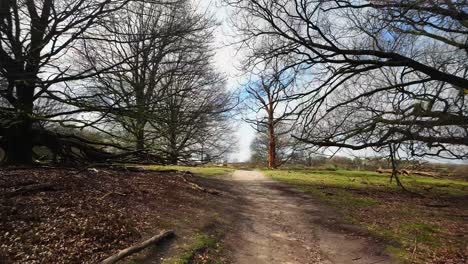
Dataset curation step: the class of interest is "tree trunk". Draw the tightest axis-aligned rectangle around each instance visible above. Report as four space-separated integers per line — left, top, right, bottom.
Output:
267 109 277 169
168 130 178 165
5 82 34 164
168 152 178 165
5 120 33 164
135 128 145 151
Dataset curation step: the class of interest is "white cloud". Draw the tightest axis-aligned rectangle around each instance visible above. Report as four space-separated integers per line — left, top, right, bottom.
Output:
195 0 255 162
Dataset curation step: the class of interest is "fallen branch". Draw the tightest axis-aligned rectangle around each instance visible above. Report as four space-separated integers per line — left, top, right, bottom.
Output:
3 183 55 198
98 191 127 200
100 230 175 264
424 203 449 208
410 238 418 263
178 173 220 195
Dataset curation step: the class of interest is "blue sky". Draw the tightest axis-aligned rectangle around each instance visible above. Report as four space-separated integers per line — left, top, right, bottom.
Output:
200 0 256 161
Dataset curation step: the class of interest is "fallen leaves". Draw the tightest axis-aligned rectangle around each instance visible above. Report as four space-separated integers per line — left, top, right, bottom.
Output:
0 167 210 263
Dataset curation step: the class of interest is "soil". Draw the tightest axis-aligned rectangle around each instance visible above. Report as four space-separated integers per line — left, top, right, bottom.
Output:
0 167 232 264
220 170 396 264
1 167 398 263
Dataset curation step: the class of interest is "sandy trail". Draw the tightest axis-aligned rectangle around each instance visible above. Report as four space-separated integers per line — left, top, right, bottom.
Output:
223 170 396 264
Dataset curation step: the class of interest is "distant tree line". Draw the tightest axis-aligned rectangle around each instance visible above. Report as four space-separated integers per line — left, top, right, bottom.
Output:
0 0 235 165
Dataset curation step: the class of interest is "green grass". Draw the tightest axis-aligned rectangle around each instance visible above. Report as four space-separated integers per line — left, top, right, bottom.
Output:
140 165 235 177
264 169 468 262
264 169 468 197
164 234 220 264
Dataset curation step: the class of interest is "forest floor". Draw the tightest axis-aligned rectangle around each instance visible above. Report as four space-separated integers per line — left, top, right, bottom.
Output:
0 166 235 264
1 166 466 264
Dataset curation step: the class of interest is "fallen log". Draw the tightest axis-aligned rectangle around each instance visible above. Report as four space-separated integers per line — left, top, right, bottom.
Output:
376 168 434 177
3 183 55 198
410 171 436 177
100 230 175 264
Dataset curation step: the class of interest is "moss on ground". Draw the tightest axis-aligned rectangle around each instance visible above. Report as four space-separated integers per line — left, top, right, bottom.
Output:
164 233 221 264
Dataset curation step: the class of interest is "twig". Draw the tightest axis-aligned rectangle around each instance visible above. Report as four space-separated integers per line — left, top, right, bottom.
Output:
410 237 418 263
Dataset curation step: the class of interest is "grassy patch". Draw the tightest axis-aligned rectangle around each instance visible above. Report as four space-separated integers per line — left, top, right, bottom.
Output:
264 169 468 197
265 169 468 263
140 165 234 177
164 234 221 264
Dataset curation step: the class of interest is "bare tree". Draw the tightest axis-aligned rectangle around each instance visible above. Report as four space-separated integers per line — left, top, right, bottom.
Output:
0 0 130 164
226 0 468 160
151 67 236 164
82 0 236 164
249 123 299 167
243 61 298 168
82 0 210 151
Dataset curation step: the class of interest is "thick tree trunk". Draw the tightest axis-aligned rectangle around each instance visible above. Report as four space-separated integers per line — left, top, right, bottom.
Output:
168 131 178 165
135 128 145 151
168 153 178 165
5 120 33 164
5 83 34 164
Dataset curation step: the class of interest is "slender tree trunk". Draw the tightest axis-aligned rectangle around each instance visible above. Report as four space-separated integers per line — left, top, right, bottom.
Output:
5 82 34 164
267 108 277 169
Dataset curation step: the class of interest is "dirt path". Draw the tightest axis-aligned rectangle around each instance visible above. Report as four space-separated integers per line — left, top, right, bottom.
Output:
222 170 396 264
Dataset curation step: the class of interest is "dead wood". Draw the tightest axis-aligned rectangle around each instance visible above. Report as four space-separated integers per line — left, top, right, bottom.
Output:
98 191 127 200
424 203 449 208
152 169 178 173
411 171 436 177
410 238 418 263
376 168 435 177
3 183 55 198
87 164 176 173
0 180 38 188
178 173 220 195
100 230 175 264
